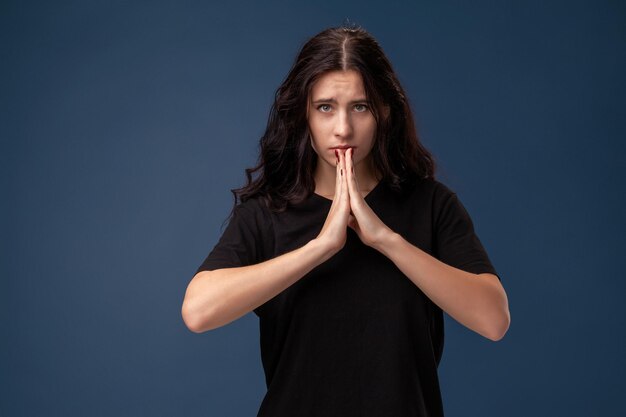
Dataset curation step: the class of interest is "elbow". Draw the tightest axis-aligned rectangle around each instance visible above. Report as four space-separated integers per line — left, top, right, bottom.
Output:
181 298 214 334
480 276 510 342
484 309 511 342
181 301 203 333
181 271 219 334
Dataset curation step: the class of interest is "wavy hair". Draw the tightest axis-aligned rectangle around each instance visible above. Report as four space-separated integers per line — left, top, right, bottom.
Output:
230 24 436 214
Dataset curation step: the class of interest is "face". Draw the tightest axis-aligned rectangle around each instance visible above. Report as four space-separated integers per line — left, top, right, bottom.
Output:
307 69 377 170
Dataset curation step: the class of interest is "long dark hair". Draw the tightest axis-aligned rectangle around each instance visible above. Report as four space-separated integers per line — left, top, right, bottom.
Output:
230 24 436 213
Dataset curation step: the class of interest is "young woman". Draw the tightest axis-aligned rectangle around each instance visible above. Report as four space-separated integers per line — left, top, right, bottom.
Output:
182 25 510 417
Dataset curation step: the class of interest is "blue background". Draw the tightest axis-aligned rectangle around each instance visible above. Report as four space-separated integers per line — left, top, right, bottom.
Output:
2 0 625 415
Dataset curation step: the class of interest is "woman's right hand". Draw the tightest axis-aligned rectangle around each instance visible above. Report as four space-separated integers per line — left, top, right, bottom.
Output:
184 150 352 333
316 149 351 254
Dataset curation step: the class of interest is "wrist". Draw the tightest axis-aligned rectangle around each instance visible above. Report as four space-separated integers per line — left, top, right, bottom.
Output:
307 237 339 263
371 229 402 256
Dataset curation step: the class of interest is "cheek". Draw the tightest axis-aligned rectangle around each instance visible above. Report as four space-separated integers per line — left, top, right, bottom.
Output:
361 123 377 149
308 120 328 155
309 134 319 153
368 120 377 140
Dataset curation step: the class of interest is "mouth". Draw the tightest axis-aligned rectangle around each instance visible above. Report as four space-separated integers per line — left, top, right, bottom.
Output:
330 146 356 150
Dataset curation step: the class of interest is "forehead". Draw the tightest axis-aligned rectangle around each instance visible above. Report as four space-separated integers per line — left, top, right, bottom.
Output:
310 69 366 99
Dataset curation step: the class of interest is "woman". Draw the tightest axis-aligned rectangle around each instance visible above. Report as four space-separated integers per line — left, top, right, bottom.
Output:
182 25 510 417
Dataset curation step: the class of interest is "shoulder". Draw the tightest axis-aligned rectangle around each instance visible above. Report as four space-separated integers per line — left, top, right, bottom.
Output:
400 178 463 226
232 196 274 231
399 177 457 202
236 196 267 214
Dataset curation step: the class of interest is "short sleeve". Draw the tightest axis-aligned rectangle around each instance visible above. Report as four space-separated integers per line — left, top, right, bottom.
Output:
433 183 501 281
195 199 274 274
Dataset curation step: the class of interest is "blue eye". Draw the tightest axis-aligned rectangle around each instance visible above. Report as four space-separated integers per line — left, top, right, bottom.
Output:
317 104 332 112
354 104 368 112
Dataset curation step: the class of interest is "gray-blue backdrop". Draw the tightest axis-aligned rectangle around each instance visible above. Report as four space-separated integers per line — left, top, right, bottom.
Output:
2 0 625 416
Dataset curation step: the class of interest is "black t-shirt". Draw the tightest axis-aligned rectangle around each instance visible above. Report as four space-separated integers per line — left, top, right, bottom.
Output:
196 177 500 417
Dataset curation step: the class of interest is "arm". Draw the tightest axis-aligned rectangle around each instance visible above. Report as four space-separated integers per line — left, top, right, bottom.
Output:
340 147 510 341
374 232 510 341
183 154 351 333
182 238 334 333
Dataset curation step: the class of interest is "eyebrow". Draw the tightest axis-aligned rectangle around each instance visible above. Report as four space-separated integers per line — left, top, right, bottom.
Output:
311 97 368 104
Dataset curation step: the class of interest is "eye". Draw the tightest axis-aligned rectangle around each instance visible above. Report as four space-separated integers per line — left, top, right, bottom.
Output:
317 104 332 112
354 104 368 112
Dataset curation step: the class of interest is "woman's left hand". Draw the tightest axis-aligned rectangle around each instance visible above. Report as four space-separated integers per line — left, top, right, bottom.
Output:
340 147 394 249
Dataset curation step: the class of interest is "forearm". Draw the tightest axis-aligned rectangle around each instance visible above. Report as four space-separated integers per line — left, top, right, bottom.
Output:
374 232 510 341
182 238 334 333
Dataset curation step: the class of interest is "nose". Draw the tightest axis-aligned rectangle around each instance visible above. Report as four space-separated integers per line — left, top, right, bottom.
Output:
334 109 353 138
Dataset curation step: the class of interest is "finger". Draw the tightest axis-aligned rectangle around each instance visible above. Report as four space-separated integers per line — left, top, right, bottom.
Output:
331 150 342 207
339 149 349 206
346 147 361 201
346 147 354 176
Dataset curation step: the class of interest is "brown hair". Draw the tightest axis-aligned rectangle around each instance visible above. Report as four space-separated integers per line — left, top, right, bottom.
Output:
230 24 436 213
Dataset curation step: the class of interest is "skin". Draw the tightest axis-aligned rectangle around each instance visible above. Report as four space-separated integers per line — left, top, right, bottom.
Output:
182 70 510 341
307 69 380 200
322 147 510 341
310 70 510 340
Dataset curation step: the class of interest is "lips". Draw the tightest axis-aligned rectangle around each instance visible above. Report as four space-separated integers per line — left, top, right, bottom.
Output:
330 146 355 150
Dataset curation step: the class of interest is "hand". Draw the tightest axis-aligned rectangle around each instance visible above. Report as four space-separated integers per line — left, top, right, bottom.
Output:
342 147 394 249
315 149 351 254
